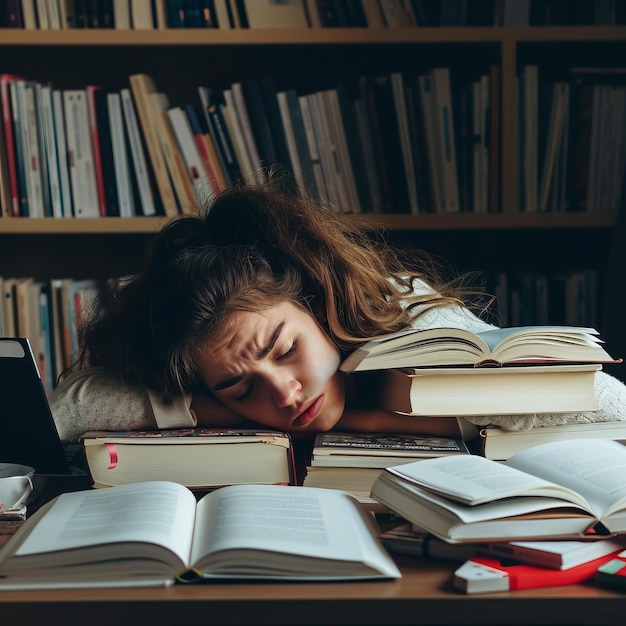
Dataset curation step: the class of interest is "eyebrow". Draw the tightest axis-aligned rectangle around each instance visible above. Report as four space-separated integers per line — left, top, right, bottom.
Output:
211 320 285 391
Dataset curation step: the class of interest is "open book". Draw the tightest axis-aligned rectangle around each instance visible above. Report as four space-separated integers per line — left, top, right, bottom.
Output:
0 482 400 588
370 439 626 543
340 325 617 371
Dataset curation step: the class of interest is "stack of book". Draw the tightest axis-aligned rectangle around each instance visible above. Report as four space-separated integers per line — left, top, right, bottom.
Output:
340 325 622 457
371 438 626 594
302 431 469 510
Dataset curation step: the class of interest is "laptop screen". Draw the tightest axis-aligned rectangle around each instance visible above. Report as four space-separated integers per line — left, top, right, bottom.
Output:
0 338 71 475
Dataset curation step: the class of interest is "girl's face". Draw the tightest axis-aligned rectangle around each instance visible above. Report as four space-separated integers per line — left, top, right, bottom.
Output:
196 301 346 432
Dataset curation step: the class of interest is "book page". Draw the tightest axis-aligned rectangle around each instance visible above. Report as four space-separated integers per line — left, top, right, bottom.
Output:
15 481 197 565
389 455 590 509
507 439 626 519
190 484 393 571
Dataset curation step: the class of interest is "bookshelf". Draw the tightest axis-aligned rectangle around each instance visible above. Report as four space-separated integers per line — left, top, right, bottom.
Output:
1 24 625 317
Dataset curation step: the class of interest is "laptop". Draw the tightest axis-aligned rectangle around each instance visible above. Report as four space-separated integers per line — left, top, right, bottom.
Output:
0 338 72 475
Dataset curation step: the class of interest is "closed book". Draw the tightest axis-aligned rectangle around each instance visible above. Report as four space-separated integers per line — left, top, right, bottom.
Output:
373 364 601 417
82 428 295 488
62 89 100 217
311 432 469 468
370 438 626 544
479 420 626 461
128 74 178 217
0 481 400 588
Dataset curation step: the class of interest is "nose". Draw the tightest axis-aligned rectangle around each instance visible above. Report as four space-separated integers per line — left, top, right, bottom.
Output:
268 370 301 408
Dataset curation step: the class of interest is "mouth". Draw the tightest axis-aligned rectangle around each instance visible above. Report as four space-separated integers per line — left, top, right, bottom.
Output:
291 395 324 428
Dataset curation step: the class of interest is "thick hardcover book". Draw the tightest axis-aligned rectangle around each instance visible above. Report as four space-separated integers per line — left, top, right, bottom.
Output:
339 325 618 372
371 438 626 543
81 428 296 488
0 481 401 588
372 364 600 417
479 420 626 461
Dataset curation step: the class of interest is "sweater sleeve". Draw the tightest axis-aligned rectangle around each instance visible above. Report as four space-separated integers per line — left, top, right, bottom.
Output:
49 368 196 443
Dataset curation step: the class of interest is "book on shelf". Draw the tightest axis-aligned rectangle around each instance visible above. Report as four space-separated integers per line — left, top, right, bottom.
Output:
370 364 601 416
339 325 618 372
303 430 470 509
370 438 626 544
243 0 309 29
81 428 295 489
0 480 401 588
106 91 137 217
479 420 626 461
148 93 198 215
85 86 109 217
128 74 179 217
120 88 157 216
62 89 100 217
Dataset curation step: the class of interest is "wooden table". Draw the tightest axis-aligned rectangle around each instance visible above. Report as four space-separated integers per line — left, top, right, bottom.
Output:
1 541 625 626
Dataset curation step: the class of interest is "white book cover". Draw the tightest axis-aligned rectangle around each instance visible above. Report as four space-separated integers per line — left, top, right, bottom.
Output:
167 107 215 208
120 88 156 216
113 0 132 28
130 0 154 28
431 67 460 213
35 0 50 28
244 0 308 28
63 90 100 217
52 89 73 217
46 0 63 28
21 0 37 28
107 92 136 217
39 86 63 218
213 0 232 28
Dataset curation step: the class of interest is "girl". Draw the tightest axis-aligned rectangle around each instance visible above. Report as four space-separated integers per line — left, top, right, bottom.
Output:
51 184 626 442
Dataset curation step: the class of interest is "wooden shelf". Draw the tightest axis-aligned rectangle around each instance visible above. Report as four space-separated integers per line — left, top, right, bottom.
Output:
0 212 617 235
0 26 624 46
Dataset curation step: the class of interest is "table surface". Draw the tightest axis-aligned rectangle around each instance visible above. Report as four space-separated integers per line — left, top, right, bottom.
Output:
1 535 625 626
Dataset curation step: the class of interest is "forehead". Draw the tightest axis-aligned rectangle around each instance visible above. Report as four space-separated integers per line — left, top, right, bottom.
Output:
207 301 311 355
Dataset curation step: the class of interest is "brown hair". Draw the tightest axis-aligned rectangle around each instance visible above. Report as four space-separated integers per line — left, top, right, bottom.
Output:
79 183 479 399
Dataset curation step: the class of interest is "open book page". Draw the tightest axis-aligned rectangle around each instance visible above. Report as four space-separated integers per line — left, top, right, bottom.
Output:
507 439 626 521
388 455 590 509
14 481 197 565
190 484 399 577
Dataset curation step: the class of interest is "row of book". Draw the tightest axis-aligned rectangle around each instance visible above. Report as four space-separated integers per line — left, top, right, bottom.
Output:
487 268 598 328
0 66 500 218
0 276 98 393
2 1 625 31
519 65 626 213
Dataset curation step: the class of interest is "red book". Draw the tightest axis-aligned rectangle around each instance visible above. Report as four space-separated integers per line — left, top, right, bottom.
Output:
0 74 24 217
86 85 108 216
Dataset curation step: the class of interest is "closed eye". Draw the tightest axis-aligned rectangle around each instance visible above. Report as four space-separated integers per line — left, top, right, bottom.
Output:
277 341 297 362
